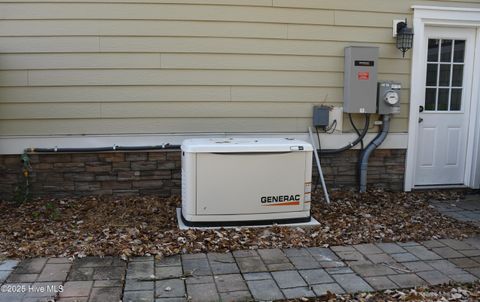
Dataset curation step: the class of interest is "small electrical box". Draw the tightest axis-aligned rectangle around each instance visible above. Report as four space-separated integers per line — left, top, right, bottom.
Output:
313 106 330 128
343 46 379 114
377 81 401 115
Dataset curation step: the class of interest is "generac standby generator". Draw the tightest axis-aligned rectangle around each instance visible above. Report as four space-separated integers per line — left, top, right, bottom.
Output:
181 138 313 226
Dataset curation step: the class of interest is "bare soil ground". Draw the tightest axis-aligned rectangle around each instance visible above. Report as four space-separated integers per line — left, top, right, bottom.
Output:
0 190 477 259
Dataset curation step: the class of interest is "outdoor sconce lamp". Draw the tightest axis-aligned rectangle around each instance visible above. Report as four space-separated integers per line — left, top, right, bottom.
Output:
395 19 414 57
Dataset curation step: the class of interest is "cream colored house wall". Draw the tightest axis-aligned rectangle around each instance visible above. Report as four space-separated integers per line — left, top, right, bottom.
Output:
0 0 479 136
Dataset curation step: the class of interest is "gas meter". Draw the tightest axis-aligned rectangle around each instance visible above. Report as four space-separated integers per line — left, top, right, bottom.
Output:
377 81 401 114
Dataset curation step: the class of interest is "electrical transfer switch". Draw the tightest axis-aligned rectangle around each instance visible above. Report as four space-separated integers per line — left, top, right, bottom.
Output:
343 46 379 114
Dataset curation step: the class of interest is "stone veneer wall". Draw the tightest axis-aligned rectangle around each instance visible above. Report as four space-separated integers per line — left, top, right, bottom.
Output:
0 149 406 200
0 151 182 200
314 149 406 191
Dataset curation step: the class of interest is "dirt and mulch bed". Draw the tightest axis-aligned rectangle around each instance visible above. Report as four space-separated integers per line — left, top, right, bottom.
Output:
0 190 478 259
290 282 480 301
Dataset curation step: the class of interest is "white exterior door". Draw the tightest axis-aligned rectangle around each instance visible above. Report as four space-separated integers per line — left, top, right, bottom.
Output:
414 27 476 186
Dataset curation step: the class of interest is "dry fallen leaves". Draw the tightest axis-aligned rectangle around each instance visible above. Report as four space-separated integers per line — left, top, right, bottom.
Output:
347 282 480 302
0 189 477 259
285 282 480 301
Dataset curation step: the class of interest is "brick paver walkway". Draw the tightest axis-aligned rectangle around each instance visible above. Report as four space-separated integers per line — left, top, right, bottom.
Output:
1 237 480 301
430 194 480 227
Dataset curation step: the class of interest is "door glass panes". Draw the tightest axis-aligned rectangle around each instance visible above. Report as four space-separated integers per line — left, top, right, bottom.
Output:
439 64 450 86
453 40 465 62
426 64 437 86
427 64 438 86
424 38 465 112
428 39 439 62
451 89 462 111
440 40 452 62
425 88 436 110
438 89 449 110
452 65 463 86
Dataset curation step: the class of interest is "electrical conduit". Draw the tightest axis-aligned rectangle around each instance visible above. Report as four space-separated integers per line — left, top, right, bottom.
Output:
359 114 391 193
25 144 181 153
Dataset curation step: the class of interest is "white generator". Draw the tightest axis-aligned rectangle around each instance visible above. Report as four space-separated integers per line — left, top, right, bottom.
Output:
181 138 313 227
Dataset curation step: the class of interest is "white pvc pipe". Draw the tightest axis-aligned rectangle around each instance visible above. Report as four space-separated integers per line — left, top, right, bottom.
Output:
308 127 331 204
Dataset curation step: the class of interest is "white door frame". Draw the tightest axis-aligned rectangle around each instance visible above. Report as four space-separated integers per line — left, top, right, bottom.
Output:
405 6 480 191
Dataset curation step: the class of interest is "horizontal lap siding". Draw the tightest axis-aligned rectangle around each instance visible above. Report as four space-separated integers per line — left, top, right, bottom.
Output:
0 102 411 119
0 37 402 55
0 0 477 136
0 3 336 24
0 118 409 135
0 54 409 73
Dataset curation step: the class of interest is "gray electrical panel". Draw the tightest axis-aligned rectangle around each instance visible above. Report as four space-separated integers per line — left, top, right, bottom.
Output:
312 106 330 128
343 46 379 113
377 81 401 115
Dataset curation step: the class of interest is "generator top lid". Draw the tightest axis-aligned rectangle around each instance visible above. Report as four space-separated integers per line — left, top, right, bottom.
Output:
181 138 313 153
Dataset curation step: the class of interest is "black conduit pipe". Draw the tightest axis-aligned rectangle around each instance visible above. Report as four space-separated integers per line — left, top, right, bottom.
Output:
359 114 391 193
25 144 181 153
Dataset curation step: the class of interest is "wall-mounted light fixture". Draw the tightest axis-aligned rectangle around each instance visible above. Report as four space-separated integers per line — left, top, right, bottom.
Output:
394 19 414 58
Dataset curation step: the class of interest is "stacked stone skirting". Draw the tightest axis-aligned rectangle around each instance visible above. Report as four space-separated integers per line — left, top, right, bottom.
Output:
315 149 406 191
0 151 181 200
0 149 406 200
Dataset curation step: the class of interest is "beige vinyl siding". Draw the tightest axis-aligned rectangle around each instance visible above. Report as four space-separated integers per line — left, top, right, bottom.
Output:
0 3 336 24
0 118 410 135
0 54 410 73
0 102 410 119
0 37 402 55
0 86 232 102
0 0 478 136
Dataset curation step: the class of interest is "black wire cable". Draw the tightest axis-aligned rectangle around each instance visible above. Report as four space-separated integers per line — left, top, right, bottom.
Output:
349 113 364 150
349 113 368 187
319 114 370 154
325 119 337 134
